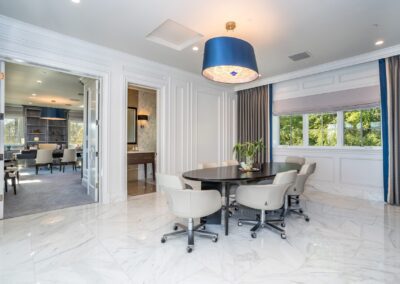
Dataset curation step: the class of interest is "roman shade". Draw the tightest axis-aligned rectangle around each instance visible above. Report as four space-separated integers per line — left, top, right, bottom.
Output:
273 85 380 115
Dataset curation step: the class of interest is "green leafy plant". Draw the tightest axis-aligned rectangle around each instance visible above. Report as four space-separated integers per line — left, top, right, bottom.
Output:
233 139 264 163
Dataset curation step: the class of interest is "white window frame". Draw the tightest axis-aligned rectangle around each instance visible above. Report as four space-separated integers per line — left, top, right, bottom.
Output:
276 108 382 150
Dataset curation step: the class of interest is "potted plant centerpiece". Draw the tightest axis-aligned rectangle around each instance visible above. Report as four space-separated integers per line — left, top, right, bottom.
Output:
233 139 264 171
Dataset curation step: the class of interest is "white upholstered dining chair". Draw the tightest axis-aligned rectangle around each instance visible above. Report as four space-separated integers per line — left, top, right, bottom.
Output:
236 170 297 239
60 149 77 172
158 173 221 253
286 163 316 222
35 149 54 174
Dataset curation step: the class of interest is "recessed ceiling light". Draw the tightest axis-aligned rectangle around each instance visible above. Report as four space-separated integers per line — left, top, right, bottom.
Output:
71 0 80 3
36 80 42 84
51 100 56 103
375 40 384 46
79 105 84 108
14 59 25 63
31 93 37 96
28 102 33 105
192 46 199 52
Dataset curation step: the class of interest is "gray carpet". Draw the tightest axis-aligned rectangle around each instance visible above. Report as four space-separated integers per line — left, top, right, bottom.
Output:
4 166 94 219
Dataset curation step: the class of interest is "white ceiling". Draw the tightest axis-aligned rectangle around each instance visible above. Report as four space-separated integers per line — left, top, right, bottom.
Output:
0 0 399 80
5 62 84 110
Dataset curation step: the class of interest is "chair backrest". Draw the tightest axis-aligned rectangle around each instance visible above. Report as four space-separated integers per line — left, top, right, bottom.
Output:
198 162 218 169
157 173 221 218
285 156 306 166
221 160 239 166
157 173 185 192
36 149 53 164
287 163 317 196
236 170 297 211
61 149 77 162
38 143 58 150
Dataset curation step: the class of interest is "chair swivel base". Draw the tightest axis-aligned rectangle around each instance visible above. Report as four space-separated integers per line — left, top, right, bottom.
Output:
238 210 287 239
288 195 310 222
161 218 218 253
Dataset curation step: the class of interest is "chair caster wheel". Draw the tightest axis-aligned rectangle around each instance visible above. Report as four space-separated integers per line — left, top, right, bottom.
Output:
187 247 193 253
238 222 242 226
281 233 286 239
296 201 300 204
281 222 285 227
173 225 178 231
251 232 257 239
299 209 303 213
212 236 218 242
234 207 239 211
305 217 310 222
161 237 166 243
200 225 206 230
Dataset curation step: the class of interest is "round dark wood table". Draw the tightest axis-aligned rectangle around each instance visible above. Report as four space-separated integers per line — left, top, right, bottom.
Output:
182 162 301 235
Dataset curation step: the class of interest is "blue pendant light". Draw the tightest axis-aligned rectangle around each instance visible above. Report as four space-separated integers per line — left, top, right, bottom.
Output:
202 22 259 84
40 107 67 120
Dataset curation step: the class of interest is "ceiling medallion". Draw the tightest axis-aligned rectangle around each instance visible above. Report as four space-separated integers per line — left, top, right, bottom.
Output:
202 21 259 84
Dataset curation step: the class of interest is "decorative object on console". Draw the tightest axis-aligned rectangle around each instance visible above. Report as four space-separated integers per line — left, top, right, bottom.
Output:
233 139 264 171
202 21 258 84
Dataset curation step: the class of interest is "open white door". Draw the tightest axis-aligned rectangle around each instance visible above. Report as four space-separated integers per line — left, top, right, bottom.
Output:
82 78 99 202
0 61 5 219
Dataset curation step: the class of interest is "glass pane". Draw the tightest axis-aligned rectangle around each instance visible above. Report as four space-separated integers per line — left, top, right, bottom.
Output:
291 115 303 145
279 116 291 145
344 110 362 146
4 117 24 146
308 114 321 145
68 121 84 148
362 107 381 146
323 113 337 146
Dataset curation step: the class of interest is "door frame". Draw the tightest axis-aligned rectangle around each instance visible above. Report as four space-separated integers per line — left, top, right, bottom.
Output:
123 75 166 196
0 58 107 207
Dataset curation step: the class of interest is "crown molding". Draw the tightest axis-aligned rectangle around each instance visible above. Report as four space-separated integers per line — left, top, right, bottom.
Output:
235 44 400 92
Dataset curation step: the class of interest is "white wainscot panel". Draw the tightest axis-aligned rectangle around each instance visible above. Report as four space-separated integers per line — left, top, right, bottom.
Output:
197 91 220 164
340 158 383 187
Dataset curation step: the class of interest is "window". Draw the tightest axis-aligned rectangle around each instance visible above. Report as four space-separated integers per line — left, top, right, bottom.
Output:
68 120 84 148
4 117 24 146
344 107 381 146
279 115 303 145
308 113 337 146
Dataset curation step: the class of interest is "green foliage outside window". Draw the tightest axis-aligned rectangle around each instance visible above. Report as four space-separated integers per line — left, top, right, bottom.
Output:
68 120 84 148
344 108 381 146
5 117 24 146
309 113 337 146
279 115 303 145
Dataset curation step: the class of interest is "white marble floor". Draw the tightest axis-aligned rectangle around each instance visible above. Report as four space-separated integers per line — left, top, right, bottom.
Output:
1 189 400 284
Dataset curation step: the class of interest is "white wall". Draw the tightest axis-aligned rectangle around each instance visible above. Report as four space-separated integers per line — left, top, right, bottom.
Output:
273 61 383 201
0 16 236 204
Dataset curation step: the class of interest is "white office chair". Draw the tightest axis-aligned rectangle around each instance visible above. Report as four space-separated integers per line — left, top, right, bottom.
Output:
198 162 218 169
35 149 54 174
60 149 77 172
158 173 221 253
236 170 297 239
285 156 306 166
286 163 316 222
221 160 239 166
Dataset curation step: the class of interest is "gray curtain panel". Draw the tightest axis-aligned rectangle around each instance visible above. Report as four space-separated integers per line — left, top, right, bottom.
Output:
237 85 271 163
386 56 400 205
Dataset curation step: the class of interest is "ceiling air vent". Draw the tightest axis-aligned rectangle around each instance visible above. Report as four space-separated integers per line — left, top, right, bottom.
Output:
146 19 203 51
289 52 311 62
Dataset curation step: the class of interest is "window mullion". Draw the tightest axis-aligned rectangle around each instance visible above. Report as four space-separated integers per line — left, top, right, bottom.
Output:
303 114 309 146
337 111 344 147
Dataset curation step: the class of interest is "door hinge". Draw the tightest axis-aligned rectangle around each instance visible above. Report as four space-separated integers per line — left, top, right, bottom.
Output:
95 182 99 189
0 195 3 202
96 120 99 126
95 152 99 157
0 153 3 161
0 113 4 120
0 72 4 80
